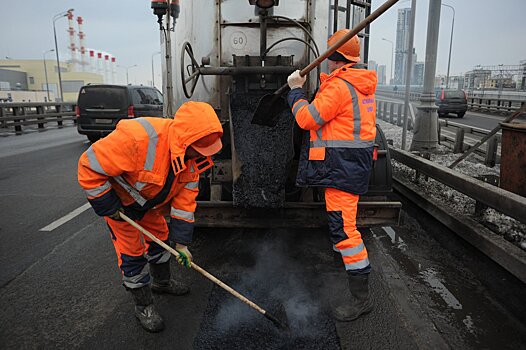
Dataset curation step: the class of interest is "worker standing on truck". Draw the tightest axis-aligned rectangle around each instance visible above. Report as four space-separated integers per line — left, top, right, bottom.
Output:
286 29 377 321
78 101 223 332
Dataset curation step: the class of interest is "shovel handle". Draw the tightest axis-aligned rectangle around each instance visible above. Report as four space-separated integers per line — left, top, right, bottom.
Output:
273 0 400 96
118 212 271 318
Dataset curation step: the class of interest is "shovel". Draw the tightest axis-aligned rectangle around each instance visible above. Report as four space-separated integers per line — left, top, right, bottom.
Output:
118 211 289 330
251 0 400 127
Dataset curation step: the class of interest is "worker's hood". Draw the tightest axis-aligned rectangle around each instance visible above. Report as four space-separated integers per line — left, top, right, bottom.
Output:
168 101 223 172
324 63 378 95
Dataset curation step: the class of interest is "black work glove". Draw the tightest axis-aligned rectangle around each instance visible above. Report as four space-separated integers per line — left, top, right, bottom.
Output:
122 203 147 221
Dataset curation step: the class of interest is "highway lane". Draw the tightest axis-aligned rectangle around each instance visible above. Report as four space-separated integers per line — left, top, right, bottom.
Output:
376 94 509 131
0 127 90 287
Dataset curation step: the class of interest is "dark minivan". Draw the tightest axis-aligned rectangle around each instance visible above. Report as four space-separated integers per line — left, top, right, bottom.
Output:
76 84 164 142
435 89 468 118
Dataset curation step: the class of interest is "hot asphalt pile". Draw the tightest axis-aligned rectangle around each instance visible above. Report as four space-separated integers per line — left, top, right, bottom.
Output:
193 275 340 350
193 239 340 349
230 93 294 208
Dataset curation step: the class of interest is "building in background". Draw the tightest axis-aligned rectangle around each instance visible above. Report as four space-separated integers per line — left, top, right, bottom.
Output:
412 61 424 86
368 60 377 71
0 59 103 102
394 7 411 85
519 59 525 90
464 68 492 93
377 65 387 85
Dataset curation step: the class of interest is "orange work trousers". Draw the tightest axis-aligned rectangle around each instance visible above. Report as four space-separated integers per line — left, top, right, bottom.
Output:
325 187 371 275
105 210 171 288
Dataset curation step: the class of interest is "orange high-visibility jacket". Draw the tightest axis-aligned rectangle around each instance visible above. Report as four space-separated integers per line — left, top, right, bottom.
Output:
78 103 223 244
287 63 377 195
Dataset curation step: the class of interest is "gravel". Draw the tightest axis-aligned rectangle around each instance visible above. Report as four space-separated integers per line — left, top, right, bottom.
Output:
230 93 295 208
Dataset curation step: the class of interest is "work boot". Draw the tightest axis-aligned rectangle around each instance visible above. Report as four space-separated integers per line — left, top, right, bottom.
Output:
150 261 189 296
128 285 165 332
333 273 373 322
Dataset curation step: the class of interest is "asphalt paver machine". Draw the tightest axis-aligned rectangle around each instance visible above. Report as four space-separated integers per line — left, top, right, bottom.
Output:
152 0 401 228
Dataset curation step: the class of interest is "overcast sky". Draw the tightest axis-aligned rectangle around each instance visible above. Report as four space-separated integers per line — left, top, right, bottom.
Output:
1 0 525 86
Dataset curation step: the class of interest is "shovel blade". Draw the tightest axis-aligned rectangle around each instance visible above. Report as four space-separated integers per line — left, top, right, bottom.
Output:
251 93 289 127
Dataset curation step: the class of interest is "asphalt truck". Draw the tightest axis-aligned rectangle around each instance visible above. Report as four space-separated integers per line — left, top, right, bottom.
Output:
150 0 401 228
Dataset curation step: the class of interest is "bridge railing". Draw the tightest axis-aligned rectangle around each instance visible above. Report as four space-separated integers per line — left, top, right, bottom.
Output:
0 102 77 134
376 88 525 114
376 98 499 167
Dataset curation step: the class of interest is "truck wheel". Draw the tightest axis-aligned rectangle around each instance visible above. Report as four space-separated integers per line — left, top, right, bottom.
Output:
457 112 465 118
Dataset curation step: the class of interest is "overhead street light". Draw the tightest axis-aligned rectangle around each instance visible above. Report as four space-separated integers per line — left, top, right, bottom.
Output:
53 8 74 102
442 3 455 88
118 64 138 85
42 49 54 102
382 38 394 85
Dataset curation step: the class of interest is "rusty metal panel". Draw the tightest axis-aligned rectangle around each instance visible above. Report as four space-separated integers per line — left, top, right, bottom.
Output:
500 122 526 197
194 201 401 228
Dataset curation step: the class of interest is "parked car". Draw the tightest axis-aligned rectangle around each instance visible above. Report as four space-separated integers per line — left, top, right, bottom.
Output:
435 89 468 118
76 84 164 142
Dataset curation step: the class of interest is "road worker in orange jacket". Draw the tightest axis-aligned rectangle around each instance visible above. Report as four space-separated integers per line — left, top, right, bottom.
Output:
78 101 223 332
287 30 377 322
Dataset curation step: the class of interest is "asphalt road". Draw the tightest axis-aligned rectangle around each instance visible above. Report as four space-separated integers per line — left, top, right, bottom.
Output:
376 94 510 131
0 126 524 349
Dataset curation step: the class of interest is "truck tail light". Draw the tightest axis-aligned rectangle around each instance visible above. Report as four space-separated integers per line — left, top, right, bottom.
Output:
440 89 445 101
127 106 135 118
75 106 80 118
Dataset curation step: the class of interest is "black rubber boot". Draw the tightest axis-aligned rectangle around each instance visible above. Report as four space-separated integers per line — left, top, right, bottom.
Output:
128 285 165 332
150 261 189 296
333 273 373 322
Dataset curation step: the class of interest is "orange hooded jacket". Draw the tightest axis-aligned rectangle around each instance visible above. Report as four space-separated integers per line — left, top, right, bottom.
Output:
78 101 223 244
287 63 377 195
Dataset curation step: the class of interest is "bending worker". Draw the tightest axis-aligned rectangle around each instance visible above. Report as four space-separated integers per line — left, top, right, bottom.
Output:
287 29 377 321
78 101 223 332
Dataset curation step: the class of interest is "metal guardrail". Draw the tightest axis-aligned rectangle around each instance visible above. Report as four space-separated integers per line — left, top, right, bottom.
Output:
438 119 500 167
376 98 500 167
376 88 525 114
390 148 526 225
0 102 77 134
375 99 415 130
467 96 525 114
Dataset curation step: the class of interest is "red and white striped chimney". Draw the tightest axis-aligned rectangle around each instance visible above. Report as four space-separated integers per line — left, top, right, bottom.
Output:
77 16 86 71
111 57 116 84
89 50 95 73
67 10 77 71
97 52 103 77
104 55 110 83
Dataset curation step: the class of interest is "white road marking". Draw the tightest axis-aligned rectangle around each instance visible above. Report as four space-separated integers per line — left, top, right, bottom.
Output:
382 226 407 250
40 203 92 232
421 268 463 310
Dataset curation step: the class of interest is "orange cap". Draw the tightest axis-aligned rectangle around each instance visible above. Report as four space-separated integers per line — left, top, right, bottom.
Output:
327 29 361 62
189 132 222 156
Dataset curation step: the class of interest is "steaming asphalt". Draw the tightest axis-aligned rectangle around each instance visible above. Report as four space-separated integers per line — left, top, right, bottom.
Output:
1 126 525 349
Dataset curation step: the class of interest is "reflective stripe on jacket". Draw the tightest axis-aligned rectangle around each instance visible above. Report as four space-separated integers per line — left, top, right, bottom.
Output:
287 64 377 195
78 115 222 244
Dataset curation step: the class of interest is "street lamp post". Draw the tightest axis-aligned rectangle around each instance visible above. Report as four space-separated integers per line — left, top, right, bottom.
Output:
42 49 54 102
53 9 73 102
151 51 161 87
118 65 138 85
382 38 394 85
443 3 455 89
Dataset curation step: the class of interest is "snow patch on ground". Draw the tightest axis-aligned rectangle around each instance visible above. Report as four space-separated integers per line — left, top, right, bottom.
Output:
378 119 526 250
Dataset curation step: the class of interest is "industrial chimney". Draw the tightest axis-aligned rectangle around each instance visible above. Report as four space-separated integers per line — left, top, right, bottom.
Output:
67 10 77 71
77 16 86 72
